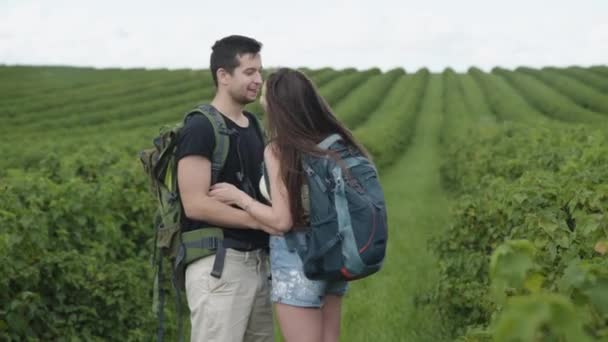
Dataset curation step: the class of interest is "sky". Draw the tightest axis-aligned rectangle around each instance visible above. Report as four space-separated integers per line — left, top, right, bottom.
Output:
1 0 607 72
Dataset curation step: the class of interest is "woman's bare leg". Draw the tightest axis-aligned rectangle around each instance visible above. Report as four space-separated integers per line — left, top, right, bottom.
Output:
275 303 323 342
321 295 342 342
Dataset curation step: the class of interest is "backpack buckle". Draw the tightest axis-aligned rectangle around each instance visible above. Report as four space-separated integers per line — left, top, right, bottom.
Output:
333 177 344 191
167 192 179 204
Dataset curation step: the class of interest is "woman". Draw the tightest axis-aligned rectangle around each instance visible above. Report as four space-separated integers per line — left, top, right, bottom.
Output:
209 68 371 342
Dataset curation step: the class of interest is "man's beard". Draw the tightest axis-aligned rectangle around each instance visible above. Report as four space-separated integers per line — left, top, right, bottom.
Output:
230 89 257 106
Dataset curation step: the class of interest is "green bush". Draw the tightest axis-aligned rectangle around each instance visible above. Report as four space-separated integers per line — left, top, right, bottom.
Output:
433 123 608 339
0 148 160 340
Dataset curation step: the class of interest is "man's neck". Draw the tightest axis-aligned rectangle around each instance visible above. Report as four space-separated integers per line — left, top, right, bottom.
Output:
211 93 245 122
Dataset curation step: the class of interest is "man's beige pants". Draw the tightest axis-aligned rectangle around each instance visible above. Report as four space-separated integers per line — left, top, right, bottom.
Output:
185 248 274 342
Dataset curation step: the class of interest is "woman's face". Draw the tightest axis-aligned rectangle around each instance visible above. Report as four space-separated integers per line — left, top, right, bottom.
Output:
260 82 268 113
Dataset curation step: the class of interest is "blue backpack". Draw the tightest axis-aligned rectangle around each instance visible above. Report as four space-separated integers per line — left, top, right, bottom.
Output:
285 134 388 281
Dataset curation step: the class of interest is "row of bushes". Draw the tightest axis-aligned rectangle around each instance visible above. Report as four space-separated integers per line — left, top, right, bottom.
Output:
318 68 380 107
456 73 495 122
493 67 606 123
334 68 404 128
519 67 608 114
354 68 429 168
432 122 608 340
556 66 608 94
469 67 547 123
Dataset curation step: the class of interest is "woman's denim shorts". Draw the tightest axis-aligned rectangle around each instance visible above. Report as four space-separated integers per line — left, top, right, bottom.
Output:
269 235 348 308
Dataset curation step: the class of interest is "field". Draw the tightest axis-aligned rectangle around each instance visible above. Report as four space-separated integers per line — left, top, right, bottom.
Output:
1 65 607 341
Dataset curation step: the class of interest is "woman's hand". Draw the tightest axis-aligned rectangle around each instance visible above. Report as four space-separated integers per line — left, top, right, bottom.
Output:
209 182 250 208
209 182 283 235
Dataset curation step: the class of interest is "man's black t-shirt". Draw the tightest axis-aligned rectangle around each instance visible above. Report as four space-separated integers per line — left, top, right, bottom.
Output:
175 107 268 249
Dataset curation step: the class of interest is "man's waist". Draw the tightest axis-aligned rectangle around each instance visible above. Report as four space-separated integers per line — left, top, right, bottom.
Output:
223 238 267 252
183 226 268 251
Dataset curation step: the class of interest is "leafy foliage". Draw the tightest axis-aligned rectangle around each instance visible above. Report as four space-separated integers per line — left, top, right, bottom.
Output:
433 123 608 340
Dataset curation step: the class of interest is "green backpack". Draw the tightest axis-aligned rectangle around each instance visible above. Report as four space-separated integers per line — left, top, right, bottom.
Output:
139 104 265 341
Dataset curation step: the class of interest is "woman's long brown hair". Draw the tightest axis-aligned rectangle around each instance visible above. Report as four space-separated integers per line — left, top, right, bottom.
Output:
263 68 370 227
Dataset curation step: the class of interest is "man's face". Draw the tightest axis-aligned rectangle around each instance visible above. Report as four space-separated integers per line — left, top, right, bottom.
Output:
225 53 263 105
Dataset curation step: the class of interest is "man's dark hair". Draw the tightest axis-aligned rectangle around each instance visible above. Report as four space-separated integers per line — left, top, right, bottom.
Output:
210 35 262 87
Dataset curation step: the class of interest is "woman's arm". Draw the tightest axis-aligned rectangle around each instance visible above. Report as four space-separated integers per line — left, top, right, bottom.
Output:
243 144 293 231
209 144 293 233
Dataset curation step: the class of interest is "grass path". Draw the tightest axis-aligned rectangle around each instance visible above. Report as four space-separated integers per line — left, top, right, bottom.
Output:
341 74 451 341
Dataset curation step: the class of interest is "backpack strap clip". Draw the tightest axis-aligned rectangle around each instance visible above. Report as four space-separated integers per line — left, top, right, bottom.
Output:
211 245 227 278
304 164 328 193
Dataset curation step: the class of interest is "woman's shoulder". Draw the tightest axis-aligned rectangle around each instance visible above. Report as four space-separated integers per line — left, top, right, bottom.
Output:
264 142 279 158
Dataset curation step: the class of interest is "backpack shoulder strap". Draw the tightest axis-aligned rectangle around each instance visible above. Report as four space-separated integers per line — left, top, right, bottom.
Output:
318 133 342 150
184 104 231 184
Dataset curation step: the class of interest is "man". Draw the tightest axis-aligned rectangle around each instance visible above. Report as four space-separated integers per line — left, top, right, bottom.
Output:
176 35 273 342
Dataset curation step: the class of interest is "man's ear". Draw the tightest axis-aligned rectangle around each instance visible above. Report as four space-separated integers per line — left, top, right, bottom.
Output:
216 68 230 86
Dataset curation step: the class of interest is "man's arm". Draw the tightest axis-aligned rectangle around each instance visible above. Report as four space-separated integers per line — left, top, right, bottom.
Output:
178 155 261 230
